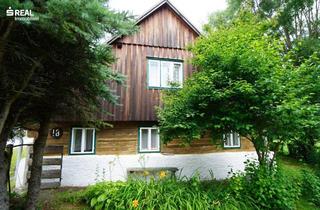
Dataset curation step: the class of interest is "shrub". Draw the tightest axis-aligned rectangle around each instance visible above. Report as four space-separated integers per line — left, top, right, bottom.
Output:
301 170 320 206
288 139 320 165
228 161 301 210
81 174 257 210
82 176 213 210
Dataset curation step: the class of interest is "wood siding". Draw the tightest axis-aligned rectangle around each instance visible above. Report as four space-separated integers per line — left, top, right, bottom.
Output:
42 122 255 155
100 5 198 121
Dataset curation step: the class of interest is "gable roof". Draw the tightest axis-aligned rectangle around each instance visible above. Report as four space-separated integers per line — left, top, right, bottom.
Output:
108 0 201 44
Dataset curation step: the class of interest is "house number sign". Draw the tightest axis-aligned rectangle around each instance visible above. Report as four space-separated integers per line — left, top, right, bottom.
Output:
51 128 63 139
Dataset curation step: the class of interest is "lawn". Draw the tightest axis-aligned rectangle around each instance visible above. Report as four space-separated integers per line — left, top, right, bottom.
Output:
278 156 320 210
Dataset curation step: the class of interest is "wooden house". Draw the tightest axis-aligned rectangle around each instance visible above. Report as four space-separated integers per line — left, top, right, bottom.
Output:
34 0 256 186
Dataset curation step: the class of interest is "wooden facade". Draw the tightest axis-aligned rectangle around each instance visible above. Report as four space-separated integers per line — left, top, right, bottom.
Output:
38 122 254 155
41 1 255 155
100 2 198 121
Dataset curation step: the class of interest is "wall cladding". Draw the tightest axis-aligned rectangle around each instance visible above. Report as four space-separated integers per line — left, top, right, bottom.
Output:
44 122 255 155
100 5 198 121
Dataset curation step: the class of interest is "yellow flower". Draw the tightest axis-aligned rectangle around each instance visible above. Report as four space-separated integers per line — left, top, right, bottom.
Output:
132 199 139 208
159 171 166 179
143 170 149 176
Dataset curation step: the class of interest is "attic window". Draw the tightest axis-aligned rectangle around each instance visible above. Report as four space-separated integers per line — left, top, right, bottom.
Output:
147 58 183 88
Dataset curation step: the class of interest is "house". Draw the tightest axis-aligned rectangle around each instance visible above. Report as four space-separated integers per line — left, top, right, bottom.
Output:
32 0 256 186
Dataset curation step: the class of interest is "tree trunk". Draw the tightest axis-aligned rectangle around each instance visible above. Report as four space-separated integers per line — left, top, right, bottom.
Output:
25 117 50 210
0 132 9 210
0 101 13 137
0 56 43 135
0 21 14 68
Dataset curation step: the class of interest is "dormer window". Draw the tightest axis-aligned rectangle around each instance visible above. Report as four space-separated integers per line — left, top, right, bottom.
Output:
147 58 183 88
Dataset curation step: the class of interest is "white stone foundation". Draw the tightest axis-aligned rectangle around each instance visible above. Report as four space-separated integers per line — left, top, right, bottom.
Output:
61 152 257 186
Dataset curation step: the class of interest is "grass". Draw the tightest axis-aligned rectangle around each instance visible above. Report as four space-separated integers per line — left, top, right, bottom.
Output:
278 155 320 210
37 188 87 210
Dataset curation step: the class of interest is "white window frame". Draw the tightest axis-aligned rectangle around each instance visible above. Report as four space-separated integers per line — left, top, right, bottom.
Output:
223 132 241 148
70 127 96 154
147 58 183 88
139 127 160 153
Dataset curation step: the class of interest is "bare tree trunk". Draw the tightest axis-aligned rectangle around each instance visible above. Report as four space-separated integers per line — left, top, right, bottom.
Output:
25 117 50 210
269 142 281 170
0 21 14 67
0 101 14 136
283 27 292 50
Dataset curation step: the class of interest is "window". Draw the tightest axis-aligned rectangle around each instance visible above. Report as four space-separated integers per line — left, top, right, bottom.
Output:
223 132 240 148
147 58 183 88
70 128 95 154
139 127 160 152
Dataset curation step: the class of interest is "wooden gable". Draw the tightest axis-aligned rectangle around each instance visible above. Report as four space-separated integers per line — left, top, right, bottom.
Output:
100 1 199 121
115 4 199 48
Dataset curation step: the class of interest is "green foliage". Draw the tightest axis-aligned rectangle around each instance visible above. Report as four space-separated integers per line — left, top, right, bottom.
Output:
207 0 320 49
80 176 256 210
228 161 301 210
301 170 320 206
288 139 320 164
29 158 320 210
82 178 211 210
159 13 320 167
1 0 137 124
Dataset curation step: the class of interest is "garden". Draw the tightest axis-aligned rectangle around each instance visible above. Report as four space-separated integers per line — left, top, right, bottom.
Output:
9 155 320 210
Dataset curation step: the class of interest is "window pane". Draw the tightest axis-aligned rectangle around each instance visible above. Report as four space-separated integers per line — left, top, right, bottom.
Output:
224 133 232 146
150 129 159 150
85 129 94 152
141 129 148 150
173 63 181 84
73 129 82 152
161 61 171 87
233 132 240 146
148 60 160 87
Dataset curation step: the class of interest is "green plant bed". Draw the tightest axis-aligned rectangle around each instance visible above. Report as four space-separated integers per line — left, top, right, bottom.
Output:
76 176 257 210
11 156 318 210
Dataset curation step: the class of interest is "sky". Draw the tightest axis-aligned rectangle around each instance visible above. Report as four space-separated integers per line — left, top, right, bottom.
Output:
108 0 227 31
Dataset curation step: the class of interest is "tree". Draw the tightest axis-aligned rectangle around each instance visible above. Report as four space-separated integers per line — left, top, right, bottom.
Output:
158 15 319 168
205 0 320 162
206 0 320 50
0 0 136 209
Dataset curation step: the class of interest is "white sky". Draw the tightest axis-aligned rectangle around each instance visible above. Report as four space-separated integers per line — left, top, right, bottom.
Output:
108 0 227 31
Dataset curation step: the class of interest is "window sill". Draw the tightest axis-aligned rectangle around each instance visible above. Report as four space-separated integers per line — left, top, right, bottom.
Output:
147 86 182 90
223 146 241 149
69 152 95 155
138 150 161 153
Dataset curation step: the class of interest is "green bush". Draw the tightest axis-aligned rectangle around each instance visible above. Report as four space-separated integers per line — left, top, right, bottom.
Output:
82 176 213 210
76 162 317 210
228 161 301 210
301 169 320 206
287 139 320 165
80 174 256 210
